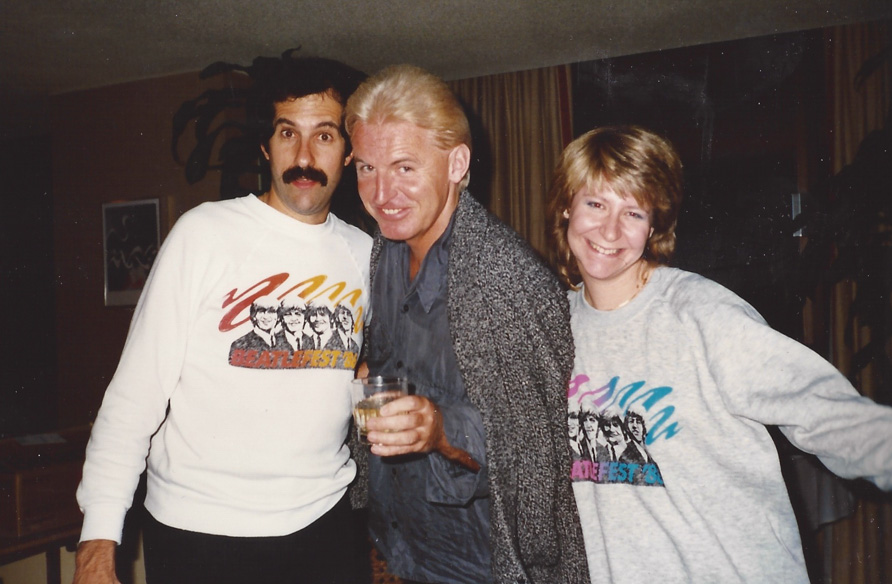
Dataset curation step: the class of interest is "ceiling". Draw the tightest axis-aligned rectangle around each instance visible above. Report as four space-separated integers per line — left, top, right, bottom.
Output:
1 0 890 140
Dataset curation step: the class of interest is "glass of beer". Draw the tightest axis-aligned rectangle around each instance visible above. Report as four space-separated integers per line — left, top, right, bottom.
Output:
350 376 409 445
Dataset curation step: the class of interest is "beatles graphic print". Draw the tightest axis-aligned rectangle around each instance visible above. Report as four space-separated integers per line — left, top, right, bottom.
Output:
225 272 362 371
568 373 680 487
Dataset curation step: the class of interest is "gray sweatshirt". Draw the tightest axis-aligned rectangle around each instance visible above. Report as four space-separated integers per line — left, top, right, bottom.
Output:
568 266 892 583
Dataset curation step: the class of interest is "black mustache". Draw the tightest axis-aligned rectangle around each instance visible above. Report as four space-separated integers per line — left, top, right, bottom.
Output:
282 165 328 186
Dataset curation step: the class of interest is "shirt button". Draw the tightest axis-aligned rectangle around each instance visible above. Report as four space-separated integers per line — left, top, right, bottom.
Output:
396 360 404 369
391 521 399 529
401 304 409 313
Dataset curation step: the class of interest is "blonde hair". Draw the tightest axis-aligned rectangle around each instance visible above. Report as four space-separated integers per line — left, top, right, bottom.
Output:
345 64 472 190
547 126 684 289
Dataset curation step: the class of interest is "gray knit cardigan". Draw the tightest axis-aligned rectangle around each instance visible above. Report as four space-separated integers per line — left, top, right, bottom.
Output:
351 192 589 584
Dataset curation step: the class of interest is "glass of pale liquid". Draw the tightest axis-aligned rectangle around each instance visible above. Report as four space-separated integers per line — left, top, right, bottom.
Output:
350 376 409 445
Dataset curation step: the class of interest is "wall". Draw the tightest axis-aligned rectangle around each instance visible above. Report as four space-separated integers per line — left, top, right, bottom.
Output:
50 72 224 428
0 135 55 438
0 70 227 584
1 69 239 584
0 71 227 584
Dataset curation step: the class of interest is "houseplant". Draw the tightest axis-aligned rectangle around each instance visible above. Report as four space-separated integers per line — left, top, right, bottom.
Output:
795 45 891 401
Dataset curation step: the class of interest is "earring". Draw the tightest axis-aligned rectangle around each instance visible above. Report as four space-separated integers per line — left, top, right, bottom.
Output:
562 209 570 219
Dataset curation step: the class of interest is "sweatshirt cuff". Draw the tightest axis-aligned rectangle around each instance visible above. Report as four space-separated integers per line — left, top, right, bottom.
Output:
79 504 128 544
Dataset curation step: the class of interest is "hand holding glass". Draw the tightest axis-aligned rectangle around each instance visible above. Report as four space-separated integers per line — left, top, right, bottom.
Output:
351 377 409 445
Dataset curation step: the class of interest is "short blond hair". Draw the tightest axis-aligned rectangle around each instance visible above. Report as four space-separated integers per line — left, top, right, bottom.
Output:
345 64 472 190
547 126 684 289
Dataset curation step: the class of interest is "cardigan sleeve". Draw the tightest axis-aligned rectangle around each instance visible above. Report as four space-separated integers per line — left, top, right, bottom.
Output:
447 193 589 583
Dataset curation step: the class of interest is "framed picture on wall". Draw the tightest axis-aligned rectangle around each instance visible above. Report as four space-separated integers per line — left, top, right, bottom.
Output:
102 198 161 306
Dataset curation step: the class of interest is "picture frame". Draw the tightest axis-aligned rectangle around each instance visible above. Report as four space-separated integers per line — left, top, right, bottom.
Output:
102 198 161 306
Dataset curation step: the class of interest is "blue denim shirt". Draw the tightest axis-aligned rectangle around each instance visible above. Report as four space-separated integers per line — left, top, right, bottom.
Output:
367 217 492 584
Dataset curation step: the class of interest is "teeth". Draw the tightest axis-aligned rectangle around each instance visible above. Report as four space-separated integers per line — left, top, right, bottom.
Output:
381 208 401 216
588 241 618 255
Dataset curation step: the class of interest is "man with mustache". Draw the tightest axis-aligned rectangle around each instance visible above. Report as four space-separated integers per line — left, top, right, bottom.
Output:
74 55 370 584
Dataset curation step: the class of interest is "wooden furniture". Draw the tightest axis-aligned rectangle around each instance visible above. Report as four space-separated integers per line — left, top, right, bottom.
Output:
0 426 89 539
0 426 89 583
0 525 80 584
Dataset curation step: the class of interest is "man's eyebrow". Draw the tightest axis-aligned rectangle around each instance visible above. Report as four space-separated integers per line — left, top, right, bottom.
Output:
392 156 418 166
273 118 341 131
354 154 416 167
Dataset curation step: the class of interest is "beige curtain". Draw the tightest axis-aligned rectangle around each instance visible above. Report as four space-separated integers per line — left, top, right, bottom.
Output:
448 65 573 255
819 19 892 584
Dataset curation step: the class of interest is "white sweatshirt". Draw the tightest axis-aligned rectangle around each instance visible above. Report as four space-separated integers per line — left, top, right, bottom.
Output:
77 195 371 542
568 266 892 583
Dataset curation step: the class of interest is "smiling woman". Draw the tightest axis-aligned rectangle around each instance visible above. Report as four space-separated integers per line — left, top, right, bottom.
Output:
564 185 653 310
549 125 682 310
548 124 892 584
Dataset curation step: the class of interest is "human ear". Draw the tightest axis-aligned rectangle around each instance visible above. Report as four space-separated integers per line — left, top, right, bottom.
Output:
447 144 471 184
562 209 570 219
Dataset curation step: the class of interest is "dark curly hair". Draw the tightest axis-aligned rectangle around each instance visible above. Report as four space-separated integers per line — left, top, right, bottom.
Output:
251 55 367 150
